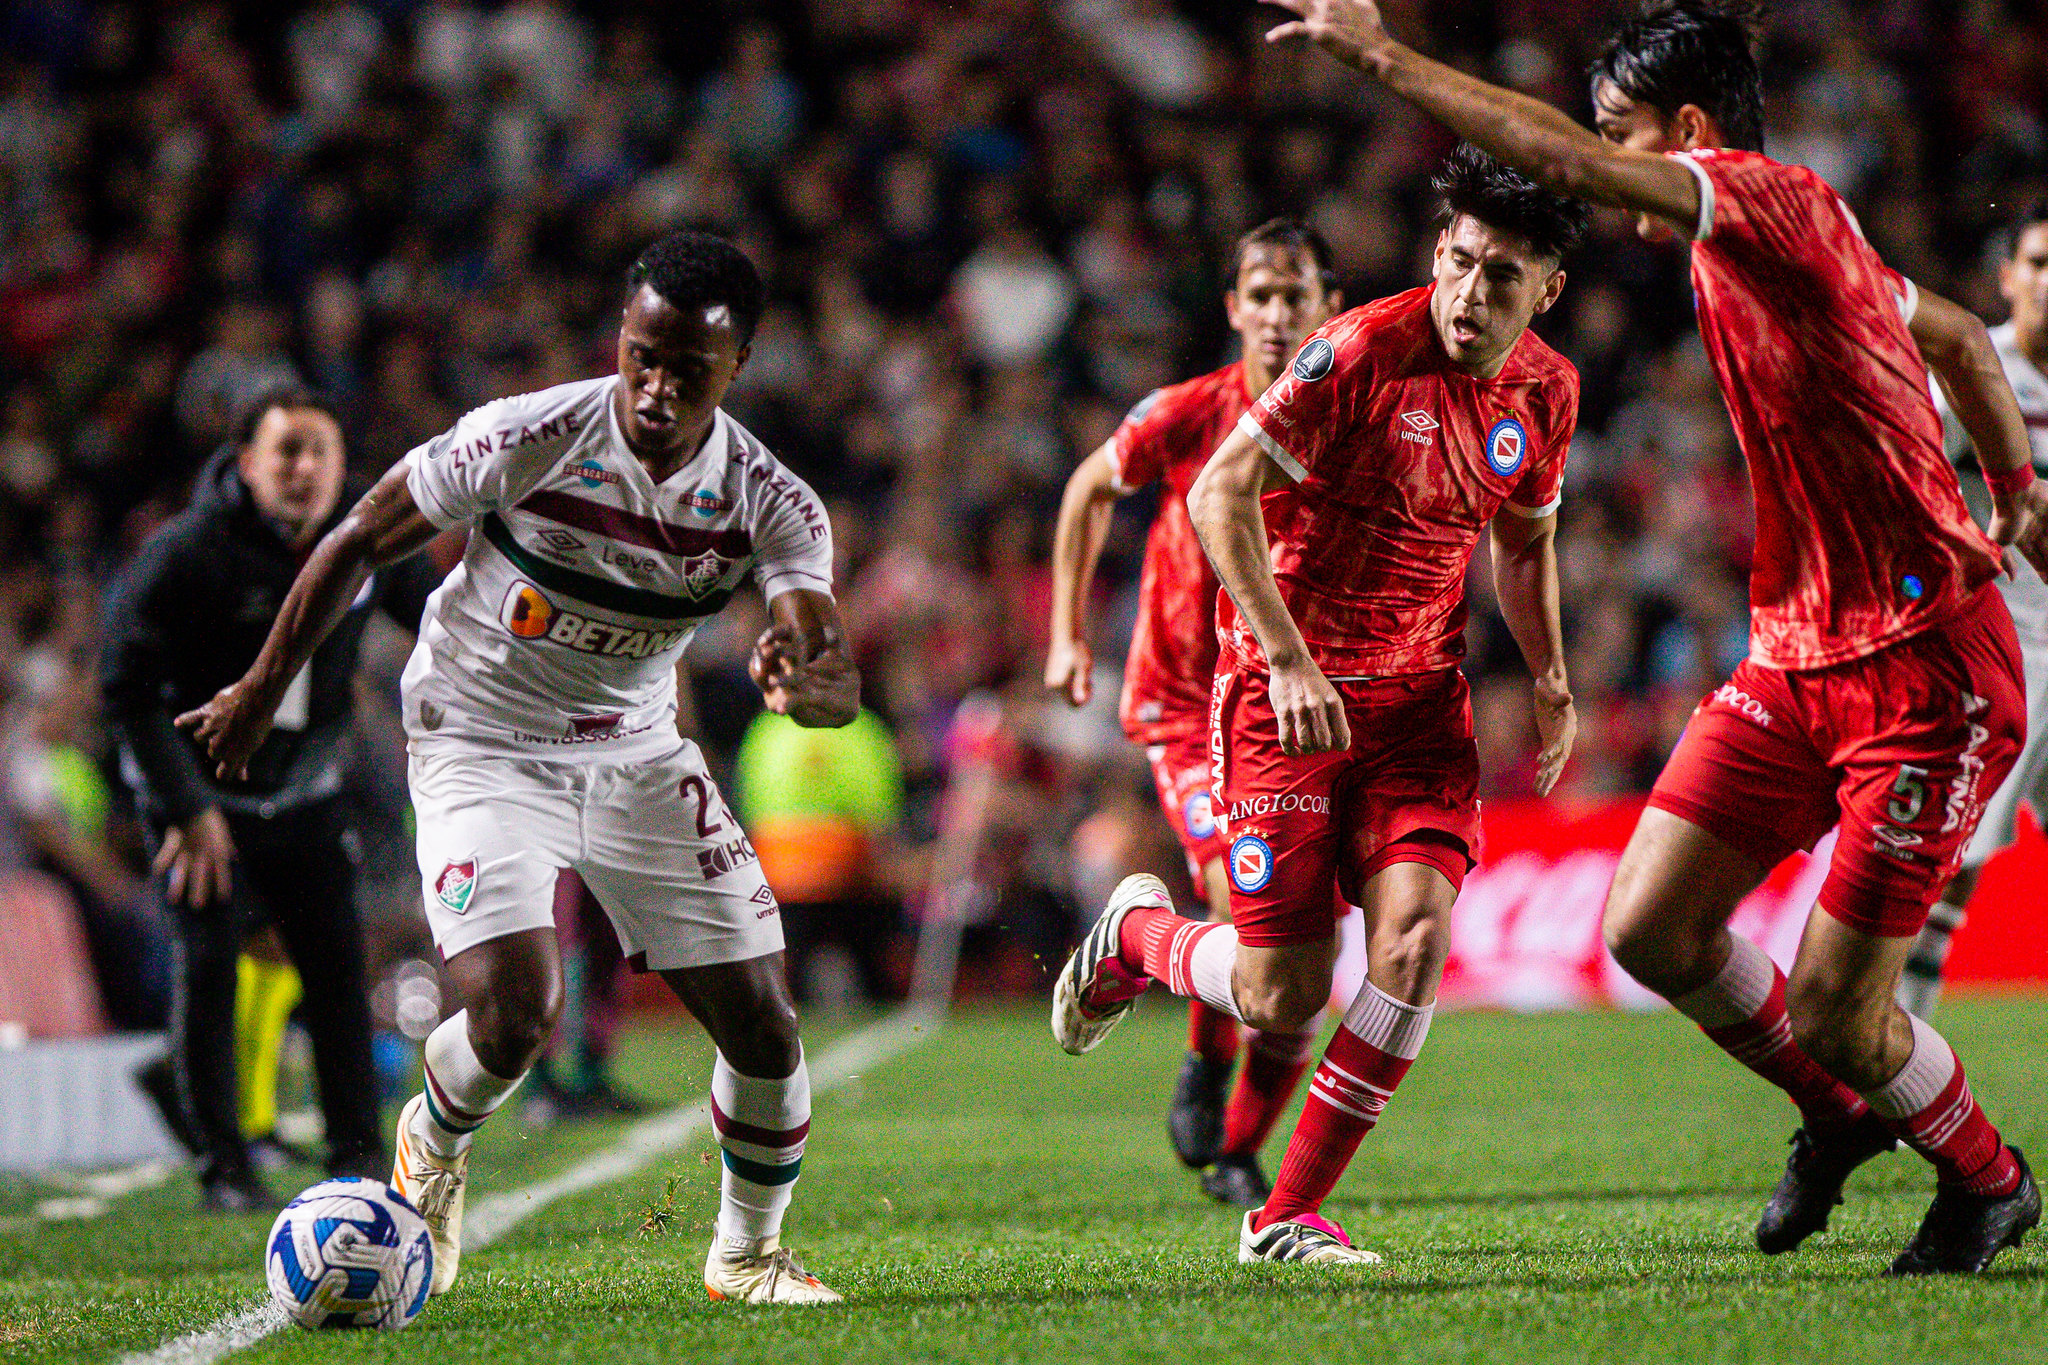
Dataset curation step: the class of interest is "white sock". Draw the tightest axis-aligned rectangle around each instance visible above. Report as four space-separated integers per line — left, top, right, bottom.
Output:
1184 923 1244 1022
416 1010 525 1156
1342 980 1433 1059
1669 935 1776 1029
711 1048 810 1258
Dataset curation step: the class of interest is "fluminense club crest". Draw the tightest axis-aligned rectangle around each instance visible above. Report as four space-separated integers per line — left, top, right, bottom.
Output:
680 550 734 598
435 859 477 914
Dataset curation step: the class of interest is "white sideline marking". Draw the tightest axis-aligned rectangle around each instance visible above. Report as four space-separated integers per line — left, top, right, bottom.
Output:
113 1007 938 1365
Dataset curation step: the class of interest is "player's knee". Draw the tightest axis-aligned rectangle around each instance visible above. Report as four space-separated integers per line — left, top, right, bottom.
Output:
720 1002 801 1079
1368 910 1448 996
1234 965 1326 1033
470 975 564 1077
1601 899 1713 995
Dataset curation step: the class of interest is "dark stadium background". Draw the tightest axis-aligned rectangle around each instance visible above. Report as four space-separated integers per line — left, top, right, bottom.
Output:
0 0 2043 1020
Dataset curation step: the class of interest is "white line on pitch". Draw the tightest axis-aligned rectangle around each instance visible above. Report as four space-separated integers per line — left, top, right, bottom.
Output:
112 1006 940 1365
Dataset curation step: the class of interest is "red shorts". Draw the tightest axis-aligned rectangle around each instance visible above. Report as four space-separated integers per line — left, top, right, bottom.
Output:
1142 722 1227 881
1649 587 2025 937
1210 665 1480 947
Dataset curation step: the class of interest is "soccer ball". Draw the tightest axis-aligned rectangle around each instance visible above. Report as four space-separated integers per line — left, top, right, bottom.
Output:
264 1177 434 1330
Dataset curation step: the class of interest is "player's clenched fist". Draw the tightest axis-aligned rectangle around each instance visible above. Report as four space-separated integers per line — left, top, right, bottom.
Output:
1263 0 1396 70
1043 637 1093 707
1268 651 1352 755
177 677 280 781
1989 476 2048 580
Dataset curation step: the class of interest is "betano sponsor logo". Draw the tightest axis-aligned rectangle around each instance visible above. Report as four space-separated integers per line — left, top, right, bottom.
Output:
498 581 690 657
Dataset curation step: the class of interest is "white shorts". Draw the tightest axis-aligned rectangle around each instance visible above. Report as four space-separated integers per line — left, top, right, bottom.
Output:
408 741 783 970
1962 627 2048 867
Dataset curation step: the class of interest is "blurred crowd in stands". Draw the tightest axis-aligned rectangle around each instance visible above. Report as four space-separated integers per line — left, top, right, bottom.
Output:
0 0 2044 1022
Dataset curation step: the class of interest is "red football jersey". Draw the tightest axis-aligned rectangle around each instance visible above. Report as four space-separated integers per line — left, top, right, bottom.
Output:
1108 362 1249 743
1231 286 1579 678
1672 147 2001 669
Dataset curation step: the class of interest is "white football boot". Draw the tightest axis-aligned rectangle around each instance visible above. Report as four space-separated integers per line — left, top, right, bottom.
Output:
391 1094 469 1296
1051 873 1170 1055
1238 1210 1384 1265
704 1237 844 1304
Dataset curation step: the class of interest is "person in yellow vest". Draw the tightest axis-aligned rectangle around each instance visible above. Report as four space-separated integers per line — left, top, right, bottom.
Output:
733 707 904 1000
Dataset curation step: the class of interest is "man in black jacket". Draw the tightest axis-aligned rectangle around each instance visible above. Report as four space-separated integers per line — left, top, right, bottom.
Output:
101 384 442 1210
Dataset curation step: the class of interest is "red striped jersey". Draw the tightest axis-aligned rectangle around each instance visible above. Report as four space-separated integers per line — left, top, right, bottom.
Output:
403 376 833 759
1231 285 1578 678
1671 147 2001 669
1106 362 1247 743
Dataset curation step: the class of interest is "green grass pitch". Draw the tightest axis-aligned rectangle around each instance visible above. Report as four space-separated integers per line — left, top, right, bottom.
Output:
4 997 2045 1364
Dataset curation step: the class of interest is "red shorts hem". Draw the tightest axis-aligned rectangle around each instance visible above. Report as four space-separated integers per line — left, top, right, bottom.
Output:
1814 873 1935 938
1644 790 1809 871
1357 831 1472 895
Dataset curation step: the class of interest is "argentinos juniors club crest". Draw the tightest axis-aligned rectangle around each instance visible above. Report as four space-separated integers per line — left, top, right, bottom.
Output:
680 550 733 598
435 859 477 914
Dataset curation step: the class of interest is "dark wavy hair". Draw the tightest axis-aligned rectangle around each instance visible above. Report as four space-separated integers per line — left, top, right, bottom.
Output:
232 383 340 446
1230 217 1339 294
1590 1 1767 153
624 230 765 345
1433 144 1592 263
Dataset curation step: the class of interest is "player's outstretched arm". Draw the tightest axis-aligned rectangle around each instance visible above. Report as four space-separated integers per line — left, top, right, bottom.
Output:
177 463 442 779
752 588 861 728
1264 0 1700 232
1908 287 2048 576
1188 426 1349 756
1489 511 1576 796
1045 441 1124 707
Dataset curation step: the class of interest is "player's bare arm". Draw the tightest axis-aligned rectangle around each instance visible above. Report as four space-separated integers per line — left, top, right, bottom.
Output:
751 587 860 728
1264 0 1701 233
1187 425 1349 756
1044 441 1123 706
1489 510 1576 795
1909 287 2048 575
178 463 441 779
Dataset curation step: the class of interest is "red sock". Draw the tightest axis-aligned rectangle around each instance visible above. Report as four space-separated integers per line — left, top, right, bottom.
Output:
1220 1024 1315 1156
1672 937 1869 1133
1115 904 1179 973
1255 984 1429 1230
1866 1015 2021 1195
1189 1001 1242 1067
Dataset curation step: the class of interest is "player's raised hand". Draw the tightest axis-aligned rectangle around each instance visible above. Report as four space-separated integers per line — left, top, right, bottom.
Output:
1263 0 1396 71
176 677 280 782
1268 650 1351 755
1531 673 1576 797
1043 636 1093 707
1989 475 2048 580
751 621 860 726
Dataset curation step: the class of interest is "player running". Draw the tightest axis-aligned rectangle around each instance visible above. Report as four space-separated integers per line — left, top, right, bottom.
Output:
179 231 856 1305
1045 218 1342 1207
1898 201 2048 1018
1053 145 1587 1264
1262 0 2048 1273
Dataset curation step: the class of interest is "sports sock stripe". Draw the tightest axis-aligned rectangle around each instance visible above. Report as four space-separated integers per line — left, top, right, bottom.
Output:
710 1096 811 1149
422 1066 489 1132
721 1150 803 1186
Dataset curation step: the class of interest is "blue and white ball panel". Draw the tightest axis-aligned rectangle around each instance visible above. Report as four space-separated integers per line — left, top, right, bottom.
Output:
266 1177 433 1331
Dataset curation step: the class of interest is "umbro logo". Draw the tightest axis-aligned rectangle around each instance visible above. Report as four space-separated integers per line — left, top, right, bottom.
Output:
1398 410 1438 446
536 527 584 555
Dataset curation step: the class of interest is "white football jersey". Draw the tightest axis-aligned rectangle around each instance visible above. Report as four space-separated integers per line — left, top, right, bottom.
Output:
400 376 833 762
1936 322 2048 643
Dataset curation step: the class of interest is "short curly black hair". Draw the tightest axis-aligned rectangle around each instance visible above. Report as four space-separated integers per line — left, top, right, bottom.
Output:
1590 1 1766 154
1433 144 1591 264
624 231 765 345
